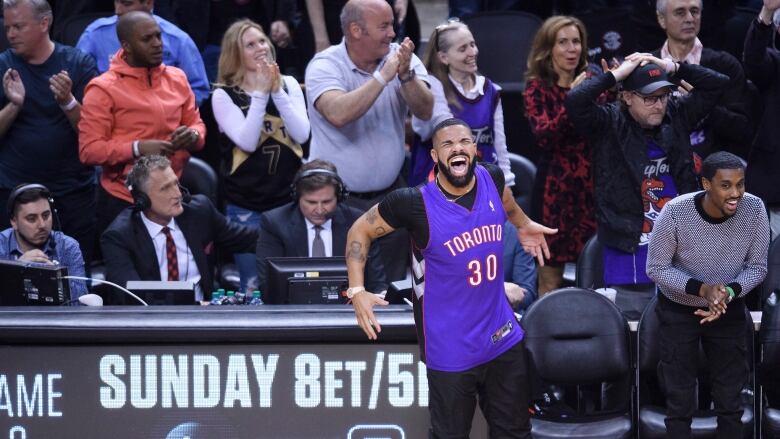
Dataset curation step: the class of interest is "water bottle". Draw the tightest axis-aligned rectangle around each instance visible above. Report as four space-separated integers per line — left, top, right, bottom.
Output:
235 290 246 305
209 290 223 305
249 290 264 305
225 290 237 305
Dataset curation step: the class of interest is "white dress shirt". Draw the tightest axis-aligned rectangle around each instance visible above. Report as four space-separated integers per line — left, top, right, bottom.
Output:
304 218 333 257
140 213 203 300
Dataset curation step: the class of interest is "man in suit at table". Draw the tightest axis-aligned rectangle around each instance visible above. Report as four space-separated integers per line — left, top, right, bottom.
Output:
101 155 258 302
255 159 387 294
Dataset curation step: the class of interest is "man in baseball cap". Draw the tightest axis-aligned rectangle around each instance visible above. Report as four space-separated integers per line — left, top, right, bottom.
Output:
563 52 728 321
619 61 678 128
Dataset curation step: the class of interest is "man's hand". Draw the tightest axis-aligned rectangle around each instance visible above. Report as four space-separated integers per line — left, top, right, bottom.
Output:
516 220 558 266
351 290 389 340
49 70 74 106
3 68 25 106
624 52 671 70
394 0 409 24
18 249 52 264
170 126 199 151
699 283 728 315
694 308 722 324
764 0 780 12
396 37 414 78
138 139 176 156
571 71 588 89
379 50 400 84
504 282 526 308
270 21 292 48
610 55 642 82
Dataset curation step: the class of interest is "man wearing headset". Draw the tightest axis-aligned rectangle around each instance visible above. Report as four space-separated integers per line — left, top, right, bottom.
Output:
101 155 257 302
255 159 387 295
0 183 87 301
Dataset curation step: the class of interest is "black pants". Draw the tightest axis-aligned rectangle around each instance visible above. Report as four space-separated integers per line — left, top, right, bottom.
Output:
0 184 97 266
427 341 532 439
657 307 748 439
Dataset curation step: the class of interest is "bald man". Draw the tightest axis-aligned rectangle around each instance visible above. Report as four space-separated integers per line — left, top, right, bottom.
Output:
76 0 208 105
305 0 432 202
79 11 206 236
304 0 433 281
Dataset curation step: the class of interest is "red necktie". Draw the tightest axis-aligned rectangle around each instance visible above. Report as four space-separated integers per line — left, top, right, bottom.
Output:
161 226 179 281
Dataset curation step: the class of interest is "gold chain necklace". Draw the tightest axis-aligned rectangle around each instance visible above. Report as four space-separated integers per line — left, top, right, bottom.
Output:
435 176 474 203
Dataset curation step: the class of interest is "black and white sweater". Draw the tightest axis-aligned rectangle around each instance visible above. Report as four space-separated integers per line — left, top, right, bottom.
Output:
647 191 769 317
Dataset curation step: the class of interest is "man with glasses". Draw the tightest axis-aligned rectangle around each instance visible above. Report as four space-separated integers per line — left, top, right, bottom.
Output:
565 52 728 305
653 0 752 160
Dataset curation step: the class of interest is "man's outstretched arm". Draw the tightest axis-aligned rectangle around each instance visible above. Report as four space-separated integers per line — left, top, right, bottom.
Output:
346 204 397 340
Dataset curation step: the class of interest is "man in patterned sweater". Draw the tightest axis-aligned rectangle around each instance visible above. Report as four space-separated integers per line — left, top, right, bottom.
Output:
647 151 769 439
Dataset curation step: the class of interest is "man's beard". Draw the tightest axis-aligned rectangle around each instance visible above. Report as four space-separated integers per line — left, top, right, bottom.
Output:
437 157 477 188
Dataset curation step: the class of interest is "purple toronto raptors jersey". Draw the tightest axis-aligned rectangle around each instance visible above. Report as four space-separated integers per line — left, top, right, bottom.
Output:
419 165 523 372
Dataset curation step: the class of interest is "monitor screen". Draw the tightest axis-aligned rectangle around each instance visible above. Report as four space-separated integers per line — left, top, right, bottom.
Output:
264 257 348 304
0 259 69 306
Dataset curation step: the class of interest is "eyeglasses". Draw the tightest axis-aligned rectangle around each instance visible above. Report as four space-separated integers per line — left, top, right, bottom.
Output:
632 91 671 106
433 17 461 51
435 17 461 31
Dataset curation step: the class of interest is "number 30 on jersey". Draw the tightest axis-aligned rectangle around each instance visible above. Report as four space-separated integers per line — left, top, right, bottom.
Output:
467 254 497 286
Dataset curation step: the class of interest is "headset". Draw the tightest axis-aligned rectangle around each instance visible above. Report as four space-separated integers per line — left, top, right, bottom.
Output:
290 168 348 202
6 183 61 231
128 183 192 211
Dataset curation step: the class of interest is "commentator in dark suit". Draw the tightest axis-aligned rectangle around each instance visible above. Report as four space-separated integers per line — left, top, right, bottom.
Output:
102 155 257 301
256 160 387 294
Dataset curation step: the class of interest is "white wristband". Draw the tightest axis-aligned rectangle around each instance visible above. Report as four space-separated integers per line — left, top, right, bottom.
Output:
59 97 78 111
132 140 140 158
346 286 366 299
372 71 387 87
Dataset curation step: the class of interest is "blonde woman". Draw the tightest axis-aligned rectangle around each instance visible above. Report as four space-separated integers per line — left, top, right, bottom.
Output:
213 19 310 293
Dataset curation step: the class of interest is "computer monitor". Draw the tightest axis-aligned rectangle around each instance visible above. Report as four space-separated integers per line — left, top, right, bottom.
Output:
124 280 197 305
264 257 348 304
0 259 70 306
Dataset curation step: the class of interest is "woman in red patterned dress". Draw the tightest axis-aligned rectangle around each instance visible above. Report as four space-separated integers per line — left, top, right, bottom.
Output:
523 16 602 294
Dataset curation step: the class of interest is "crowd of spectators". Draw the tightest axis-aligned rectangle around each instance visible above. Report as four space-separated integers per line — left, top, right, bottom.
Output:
0 0 778 312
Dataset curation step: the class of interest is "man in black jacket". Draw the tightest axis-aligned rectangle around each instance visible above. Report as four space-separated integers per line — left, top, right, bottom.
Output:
654 0 753 159
743 0 780 238
255 160 387 297
101 155 258 302
565 52 728 291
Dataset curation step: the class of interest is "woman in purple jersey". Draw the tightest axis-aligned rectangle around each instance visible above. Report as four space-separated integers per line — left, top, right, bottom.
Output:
408 20 514 188
524 16 606 295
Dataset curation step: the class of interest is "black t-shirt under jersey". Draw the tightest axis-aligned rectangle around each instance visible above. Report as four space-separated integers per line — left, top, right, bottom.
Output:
377 164 505 249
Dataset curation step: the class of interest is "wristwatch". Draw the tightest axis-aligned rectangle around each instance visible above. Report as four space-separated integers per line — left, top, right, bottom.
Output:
346 286 366 299
399 69 416 84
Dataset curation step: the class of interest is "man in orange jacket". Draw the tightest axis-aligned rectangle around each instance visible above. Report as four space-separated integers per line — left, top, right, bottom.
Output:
79 10 205 235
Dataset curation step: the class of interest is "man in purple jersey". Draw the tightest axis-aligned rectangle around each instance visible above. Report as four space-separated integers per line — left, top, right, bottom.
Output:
346 118 557 438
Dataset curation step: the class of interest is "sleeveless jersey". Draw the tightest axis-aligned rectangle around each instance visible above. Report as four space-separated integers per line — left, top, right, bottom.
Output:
418 165 523 372
218 85 303 212
408 78 500 187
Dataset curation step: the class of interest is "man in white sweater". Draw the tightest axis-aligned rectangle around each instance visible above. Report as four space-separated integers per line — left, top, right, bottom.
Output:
647 151 769 439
